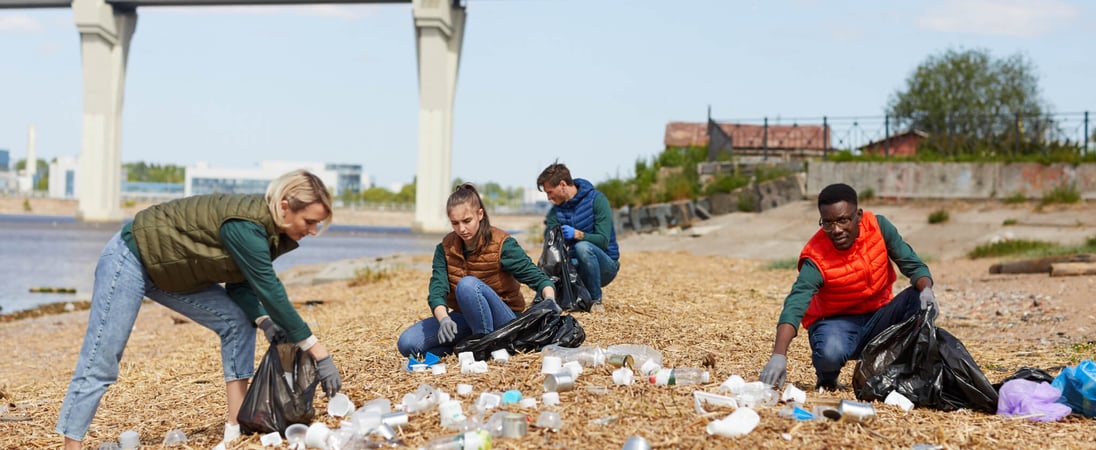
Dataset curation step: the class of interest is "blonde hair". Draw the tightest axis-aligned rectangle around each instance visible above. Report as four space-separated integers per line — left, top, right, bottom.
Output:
266 169 333 234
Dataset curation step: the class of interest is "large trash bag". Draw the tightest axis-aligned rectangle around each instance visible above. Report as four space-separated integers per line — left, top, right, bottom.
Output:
1051 359 1096 418
453 298 586 362
238 342 319 434
852 305 998 413
993 366 1055 391
537 225 594 312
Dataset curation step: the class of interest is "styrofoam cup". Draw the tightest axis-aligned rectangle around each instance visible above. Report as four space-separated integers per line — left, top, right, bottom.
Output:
542 392 560 406
304 423 331 449
541 356 562 374
431 363 447 375
327 393 354 417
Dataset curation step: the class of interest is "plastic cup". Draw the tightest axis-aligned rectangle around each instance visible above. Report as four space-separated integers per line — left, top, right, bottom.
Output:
305 423 331 449
381 411 409 427
97 443 121 450
163 429 187 447
456 383 474 396
431 363 447 375
519 397 538 409
327 393 354 417
622 435 652 450
563 361 583 378
285 423 309 446
371 423 397 440
541 356 562 374
491 349 510 363
535 411 562 431
410 363 429 372
612 367 634 385
259 432 283 447
118 430 139 450
457 351 476 364
542 392 560 406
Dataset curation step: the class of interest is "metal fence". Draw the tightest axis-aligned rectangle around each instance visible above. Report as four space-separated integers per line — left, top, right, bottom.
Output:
714 111 1093 158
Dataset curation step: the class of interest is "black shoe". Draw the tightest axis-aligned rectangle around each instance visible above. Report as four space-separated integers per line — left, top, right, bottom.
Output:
815 379 838 392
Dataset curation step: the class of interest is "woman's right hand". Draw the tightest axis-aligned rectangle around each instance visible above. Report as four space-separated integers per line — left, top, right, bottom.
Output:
437 316 458 344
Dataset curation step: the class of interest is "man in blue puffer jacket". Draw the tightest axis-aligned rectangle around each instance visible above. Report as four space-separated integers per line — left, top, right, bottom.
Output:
537 162 621 311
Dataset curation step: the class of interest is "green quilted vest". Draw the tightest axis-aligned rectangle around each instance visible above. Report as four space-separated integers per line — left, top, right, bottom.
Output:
131 194 299 292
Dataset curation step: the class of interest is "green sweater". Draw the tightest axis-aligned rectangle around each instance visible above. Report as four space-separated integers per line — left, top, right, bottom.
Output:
123 219 311 342
777 214 933 328
427 236 554 312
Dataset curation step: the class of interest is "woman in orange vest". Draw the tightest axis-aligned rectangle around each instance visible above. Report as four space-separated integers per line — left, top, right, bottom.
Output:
759 183 935 391
397 183 556 357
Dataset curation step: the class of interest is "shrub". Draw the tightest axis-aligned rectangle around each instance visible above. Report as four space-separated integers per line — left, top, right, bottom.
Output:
762 258 799 271
1002 218 1018 226
1040 183 1081 206
928 209 950 224
967 239 1056 258
1002 191 1027 204
860 187 876 201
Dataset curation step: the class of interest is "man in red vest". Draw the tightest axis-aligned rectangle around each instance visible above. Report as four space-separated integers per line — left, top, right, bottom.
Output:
759 183 935 391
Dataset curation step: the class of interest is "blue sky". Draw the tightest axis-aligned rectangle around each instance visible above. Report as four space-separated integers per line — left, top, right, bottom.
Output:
1 0 1093 191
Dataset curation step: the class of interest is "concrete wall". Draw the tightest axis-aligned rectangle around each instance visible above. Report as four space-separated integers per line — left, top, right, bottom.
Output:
808 161 1096 200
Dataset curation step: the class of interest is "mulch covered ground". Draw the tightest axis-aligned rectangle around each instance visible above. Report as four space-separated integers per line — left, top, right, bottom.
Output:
2 251 1094 449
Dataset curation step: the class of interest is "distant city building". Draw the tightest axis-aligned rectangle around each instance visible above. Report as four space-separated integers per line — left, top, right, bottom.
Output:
48 156 79 199
184 161 341 197
860 129 928 157
325 163 370 196
0 149 9 171
121 181 185 203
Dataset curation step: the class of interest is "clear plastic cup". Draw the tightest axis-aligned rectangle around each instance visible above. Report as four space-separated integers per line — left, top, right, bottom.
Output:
327 393 354 417
491 349 510 363
304 423 331 449
542 392 560 406
534 411 562 431
118 430 139 449
162 429 187 447
285 423 309 447
456 384 474 396
97 443 121 450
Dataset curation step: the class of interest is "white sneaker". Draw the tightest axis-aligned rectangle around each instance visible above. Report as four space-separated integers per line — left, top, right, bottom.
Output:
590 303 605 314
223 422 241 443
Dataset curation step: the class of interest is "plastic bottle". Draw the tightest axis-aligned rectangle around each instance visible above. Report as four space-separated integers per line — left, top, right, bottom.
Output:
649 367 710 386
420 429 492 450
541 344 605 367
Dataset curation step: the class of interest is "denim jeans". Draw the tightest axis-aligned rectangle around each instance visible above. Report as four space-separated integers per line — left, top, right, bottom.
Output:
56 232 257 441
806 287 921 385
571 241 620 301
397 276 518 357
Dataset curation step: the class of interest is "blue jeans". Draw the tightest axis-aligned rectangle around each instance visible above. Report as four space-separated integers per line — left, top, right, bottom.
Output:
56 233 257 441
397 276 518 357
572 241 620 302
806 287 921 385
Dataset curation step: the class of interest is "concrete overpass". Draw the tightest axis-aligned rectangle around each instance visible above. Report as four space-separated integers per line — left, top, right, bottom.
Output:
0 0 463 232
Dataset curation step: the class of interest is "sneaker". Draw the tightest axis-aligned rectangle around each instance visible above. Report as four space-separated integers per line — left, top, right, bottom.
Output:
815 379 837 392
589 299 605 313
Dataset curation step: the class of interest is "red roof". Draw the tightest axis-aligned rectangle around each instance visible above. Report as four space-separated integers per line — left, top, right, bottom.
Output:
664 121 830 150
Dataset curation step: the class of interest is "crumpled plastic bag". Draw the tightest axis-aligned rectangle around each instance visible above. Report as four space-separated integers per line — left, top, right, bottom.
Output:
453 298 586 362
1051 359 1096 418
237 342 319 434
997 379 1072 422
537 225 594 312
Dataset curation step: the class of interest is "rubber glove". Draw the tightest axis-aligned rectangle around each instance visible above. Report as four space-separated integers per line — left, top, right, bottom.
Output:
315 355 342 397
920 287 936 310
437 316 458 344
760 354 788 389
257 316 285 343
561 225 576 239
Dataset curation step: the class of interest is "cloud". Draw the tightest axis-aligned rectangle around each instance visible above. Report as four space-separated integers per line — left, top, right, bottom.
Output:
916 0 1079 37
0 14 44 33
153 4 381 20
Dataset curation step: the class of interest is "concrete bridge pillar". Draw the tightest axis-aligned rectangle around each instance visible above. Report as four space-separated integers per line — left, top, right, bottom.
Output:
73 0 136 222
412 0 465 232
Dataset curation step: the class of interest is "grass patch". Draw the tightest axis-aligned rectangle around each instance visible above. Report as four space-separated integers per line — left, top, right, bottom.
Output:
967 236 1096 259
1067 341 1096 365
1040 183 1081 206
762 258 799 271
860 187 876 201
928 209 950 224
1002 192 1027 204
1002 218 1018 226
348 267 393 287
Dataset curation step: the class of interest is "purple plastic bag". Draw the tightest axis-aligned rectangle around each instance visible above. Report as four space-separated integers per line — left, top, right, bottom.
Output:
997 379 1072 422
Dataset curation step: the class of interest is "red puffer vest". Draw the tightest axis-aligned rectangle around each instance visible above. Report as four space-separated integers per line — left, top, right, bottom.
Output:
798 211 895 329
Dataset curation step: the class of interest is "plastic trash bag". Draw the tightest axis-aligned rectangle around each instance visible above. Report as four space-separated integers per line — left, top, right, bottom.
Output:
993 366 1055 391
453 298 586 362
997 379 1072 422
537 225 594 312
1051 359 1096 418
238 342 319 434
852 305 998 413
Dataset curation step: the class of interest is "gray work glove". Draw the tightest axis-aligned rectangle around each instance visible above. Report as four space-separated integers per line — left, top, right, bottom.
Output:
919 287 936 311
315 355 342 397
437 316 458 344
760 354 788 389
257 316 285 344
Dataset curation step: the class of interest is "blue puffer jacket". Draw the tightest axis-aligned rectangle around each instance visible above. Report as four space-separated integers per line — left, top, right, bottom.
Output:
553 178 619 260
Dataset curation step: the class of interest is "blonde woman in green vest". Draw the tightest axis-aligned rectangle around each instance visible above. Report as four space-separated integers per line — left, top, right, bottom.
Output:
397 183 557 357
57 169 343 449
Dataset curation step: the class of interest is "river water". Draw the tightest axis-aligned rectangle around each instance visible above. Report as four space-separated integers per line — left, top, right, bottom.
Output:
0 214 442 314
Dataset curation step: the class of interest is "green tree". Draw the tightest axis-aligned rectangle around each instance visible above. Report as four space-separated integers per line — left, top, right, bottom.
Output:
888 48 1049 157
123 162 185 183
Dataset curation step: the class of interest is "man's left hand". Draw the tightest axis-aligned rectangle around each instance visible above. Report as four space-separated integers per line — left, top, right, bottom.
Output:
919 287 936 310
561 225 576 239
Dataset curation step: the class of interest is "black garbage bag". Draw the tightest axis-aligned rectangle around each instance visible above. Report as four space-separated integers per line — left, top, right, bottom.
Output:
238 342 319 434
537 225 594 312
993 366 1056 391
453 298 586 362
852 305 998 413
